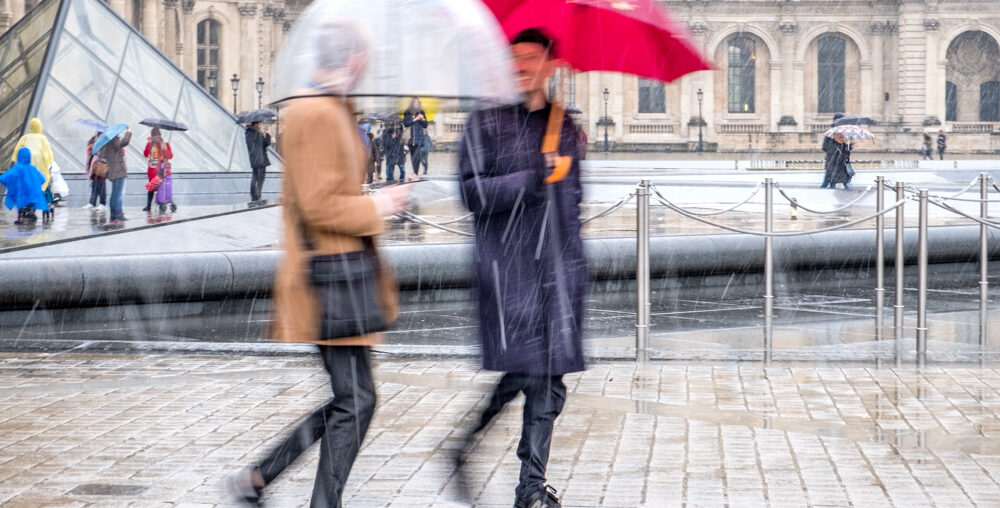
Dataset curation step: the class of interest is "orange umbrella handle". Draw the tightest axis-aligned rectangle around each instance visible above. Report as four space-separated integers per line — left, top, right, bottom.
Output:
544 156 571 183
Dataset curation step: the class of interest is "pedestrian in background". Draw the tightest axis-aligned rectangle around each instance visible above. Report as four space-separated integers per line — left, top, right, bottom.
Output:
403 98 428 179
246 121 272 203
0 147 48 225
820 112 844 188
83 132 106 211
383 122 406 183
418 134 432 175
453 28 586 508
937 130 947 160
99 125 132 223
922 134 933 160
226 19 409 508
142 128 173 212
824 132 852 189
11 118 55 219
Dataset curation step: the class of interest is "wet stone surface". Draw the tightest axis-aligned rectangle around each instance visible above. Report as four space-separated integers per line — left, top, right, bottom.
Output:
1 352 999 506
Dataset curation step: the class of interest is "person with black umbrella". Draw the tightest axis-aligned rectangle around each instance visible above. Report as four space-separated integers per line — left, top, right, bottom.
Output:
245 121 271 203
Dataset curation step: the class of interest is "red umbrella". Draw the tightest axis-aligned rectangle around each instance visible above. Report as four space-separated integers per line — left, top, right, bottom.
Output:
482 0 711 83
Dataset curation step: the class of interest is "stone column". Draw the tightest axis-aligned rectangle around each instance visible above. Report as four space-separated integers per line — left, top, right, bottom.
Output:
238 2 258 114
923 18 943 124
142 0 160 51
778 21 798 131
180 0 194 76
793 60 805 132
860 60 874 117
109 0 127 19
869 22 887 120
685 21 710 141
162 0 177 62
260 4 278 107
896 1 928 127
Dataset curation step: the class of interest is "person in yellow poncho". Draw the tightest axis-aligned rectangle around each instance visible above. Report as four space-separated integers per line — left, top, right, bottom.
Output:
11 118 55 192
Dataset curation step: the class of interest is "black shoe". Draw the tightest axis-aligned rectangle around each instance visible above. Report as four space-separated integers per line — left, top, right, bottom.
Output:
515 486 561 508
142 206 151 212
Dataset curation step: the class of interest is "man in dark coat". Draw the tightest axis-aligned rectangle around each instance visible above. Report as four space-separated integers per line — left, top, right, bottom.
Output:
382 122 406 183
245 122 271 202
453 28 585 508
937 130 947 160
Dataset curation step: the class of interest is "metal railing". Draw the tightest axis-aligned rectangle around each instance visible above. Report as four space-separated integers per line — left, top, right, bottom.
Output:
370 173 998 366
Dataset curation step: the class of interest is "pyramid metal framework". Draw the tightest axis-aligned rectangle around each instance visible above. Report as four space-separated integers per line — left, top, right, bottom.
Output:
0 0 280 174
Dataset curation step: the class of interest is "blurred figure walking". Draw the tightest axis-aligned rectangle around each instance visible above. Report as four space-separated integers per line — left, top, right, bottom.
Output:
83 133 107 211
922 134 933 160
11 118 55 220
453 29 586 508
937 130 947 160
382 122 406 183
246 121 272 203
226 19 409 508
0 147 48 225
142 128 173 212
403 98 428 179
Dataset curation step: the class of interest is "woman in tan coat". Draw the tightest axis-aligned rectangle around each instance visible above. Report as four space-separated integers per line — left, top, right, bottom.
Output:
228 20 408 507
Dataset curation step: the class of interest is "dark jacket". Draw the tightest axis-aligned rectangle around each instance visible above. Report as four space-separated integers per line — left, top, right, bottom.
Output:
246 129 271 169
100 130 132 180
937 134 947 151
458 103 587 376
823 140 852 185
382 125 406 165
402 109 429 148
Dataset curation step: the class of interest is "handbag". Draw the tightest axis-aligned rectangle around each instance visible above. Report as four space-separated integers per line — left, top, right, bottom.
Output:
145 174 162 192
845 162 856 178
91 158 108 178
294 200 387 340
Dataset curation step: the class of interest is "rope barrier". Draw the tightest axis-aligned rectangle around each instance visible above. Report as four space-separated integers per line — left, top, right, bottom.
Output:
647 183 762 217
653 192 907 238
928 198 1000 229
581 193 635 224
395 211 475 237
774 184 874 214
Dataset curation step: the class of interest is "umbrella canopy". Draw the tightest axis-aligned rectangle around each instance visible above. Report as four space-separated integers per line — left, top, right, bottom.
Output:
482 0 711 83
91 123 128 153
832 115 875 127
235 109 278 124
139 118 189 131
271 0 519 111
73 118 109 132
824 125 874 140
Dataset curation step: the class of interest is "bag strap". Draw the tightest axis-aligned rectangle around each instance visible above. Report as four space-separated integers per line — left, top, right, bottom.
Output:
541 101 572 183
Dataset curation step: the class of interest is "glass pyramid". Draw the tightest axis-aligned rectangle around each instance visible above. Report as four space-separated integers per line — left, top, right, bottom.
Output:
0 0 280 175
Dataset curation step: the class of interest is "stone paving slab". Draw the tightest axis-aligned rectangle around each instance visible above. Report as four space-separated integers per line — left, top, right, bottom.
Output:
1 352 999 507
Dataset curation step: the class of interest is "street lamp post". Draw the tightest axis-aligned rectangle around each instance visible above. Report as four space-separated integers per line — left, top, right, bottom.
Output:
207 71 218 98
230 73 240 114
602 87 610 153
255 77 265 109
696 88 704 154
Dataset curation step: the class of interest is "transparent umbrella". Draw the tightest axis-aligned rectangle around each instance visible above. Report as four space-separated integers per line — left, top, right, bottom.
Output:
271 0 519 111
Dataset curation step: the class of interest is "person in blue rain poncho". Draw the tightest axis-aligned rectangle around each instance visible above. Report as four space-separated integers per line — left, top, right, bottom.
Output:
0 147 49 224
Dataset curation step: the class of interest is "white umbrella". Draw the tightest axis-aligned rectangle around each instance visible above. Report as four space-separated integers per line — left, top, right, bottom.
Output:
271 0 519 111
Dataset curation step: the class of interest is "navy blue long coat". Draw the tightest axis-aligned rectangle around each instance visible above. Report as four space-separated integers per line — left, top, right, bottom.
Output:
458 103 587 376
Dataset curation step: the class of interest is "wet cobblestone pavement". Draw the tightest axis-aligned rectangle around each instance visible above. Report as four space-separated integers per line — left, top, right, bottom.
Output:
2 352 999 507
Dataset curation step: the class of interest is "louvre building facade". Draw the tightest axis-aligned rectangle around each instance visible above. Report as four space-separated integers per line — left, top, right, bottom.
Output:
2 0 1000 154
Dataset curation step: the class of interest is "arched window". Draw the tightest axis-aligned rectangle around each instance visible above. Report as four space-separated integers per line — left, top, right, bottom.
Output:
980 81 1000 121
946 81 958 121
727 36 755 113
817 36 845 113
197 19 221 98
638 78 665 113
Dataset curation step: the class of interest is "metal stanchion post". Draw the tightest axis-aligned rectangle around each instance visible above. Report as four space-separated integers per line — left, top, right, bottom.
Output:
894 182 905 367
876 176 885 347
764 178 774 364
917 189 929 368
980 173 989 351
635 180 650 364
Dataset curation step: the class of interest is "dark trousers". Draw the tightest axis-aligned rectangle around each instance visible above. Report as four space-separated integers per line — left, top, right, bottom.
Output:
939 148 946 160
386 162 405 183
408 147 424 176
256 346 375 507
250 166 267 201
472 373 567 499
89 178 106 206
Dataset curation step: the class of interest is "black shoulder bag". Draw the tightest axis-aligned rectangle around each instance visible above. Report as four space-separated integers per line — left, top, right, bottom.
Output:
293 199 387 340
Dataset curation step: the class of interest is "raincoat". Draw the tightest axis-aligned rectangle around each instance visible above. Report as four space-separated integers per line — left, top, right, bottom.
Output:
270 95 398 346
0 148 48 212
458 103 587 376
11 118 54 190
823 140 852 186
